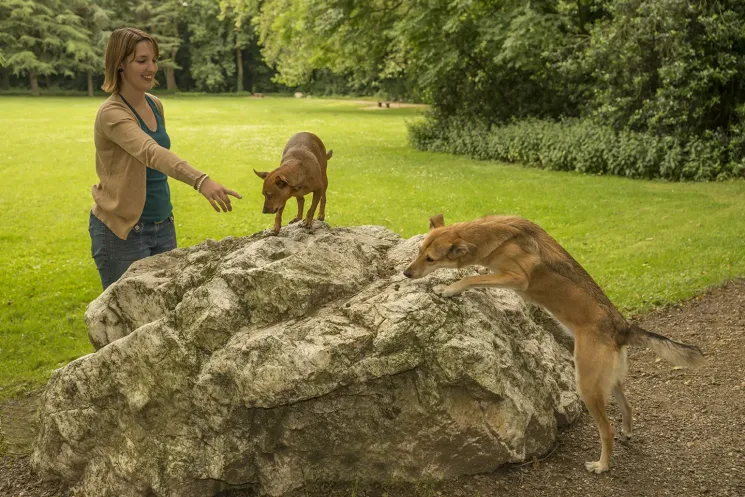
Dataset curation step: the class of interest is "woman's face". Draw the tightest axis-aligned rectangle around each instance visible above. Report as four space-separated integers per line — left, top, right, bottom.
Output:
119 40 158 93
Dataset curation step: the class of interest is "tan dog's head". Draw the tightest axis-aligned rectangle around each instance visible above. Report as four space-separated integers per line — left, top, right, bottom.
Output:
254 163 302 214
403 214 477 279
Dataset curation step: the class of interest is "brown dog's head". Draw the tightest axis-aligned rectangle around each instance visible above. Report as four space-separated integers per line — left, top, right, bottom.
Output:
254 164 302 214
403 214 477 279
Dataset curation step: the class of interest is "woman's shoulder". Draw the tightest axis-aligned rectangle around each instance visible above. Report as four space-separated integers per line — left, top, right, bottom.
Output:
95 94 135 126
97 94 127 114
146 93 165 113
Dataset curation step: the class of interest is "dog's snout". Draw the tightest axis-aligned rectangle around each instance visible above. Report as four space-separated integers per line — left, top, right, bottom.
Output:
262 207 270 214
403 269 413 278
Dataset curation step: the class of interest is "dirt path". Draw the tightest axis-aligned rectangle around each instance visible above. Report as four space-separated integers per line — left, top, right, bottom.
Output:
3 280 744 497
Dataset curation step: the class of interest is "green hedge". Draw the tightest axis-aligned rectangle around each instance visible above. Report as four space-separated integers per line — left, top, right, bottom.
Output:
408 116 745 181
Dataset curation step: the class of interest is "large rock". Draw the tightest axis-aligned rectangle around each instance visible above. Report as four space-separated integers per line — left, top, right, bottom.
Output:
32 223 581 497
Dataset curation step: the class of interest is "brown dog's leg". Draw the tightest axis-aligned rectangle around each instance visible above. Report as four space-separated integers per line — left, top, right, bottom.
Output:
303 191 321 229
290 197 304 224
318 193 326 222
272 206 284 235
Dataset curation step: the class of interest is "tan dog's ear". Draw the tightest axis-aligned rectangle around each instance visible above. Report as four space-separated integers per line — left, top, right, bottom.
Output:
448 241 477 259
275 176 288 189
429 213 445 230
254 169 269 179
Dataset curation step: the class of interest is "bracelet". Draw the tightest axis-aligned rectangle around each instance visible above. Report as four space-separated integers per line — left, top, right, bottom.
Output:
195 174 209 192
193 173 207 190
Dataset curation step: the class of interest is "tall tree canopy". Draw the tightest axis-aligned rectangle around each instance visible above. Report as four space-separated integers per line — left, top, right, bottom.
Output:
0 0 278 94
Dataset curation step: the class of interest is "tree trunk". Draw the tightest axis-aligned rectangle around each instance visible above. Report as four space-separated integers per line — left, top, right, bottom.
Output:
30 71 39 96
165 47 179 91
577 0 588 35
0 68 9 90
236 47 244 92
87 70 94 97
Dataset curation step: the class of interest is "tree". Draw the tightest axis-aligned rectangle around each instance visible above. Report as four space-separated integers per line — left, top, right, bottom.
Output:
59 0 105 96
219 0 255 92
223 0 413 97
185 0 237 92
125 0 187 91
579 0 745 139
0 0 63 95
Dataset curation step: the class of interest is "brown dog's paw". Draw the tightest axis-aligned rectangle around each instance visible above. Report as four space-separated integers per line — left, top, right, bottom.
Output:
302 219 314 230
289 217 302 224
317 215 325 221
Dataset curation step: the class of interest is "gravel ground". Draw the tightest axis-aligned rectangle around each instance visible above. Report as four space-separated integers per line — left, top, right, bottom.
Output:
3 280 744 497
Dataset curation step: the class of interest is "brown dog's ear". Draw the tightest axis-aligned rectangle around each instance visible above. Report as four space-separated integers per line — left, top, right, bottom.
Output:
275 176 288 189
448 241 477 259
429 213 445 230
277 163 305 190
254 169 269 180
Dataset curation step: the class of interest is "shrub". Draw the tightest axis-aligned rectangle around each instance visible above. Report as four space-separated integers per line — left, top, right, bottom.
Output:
408 115 745 181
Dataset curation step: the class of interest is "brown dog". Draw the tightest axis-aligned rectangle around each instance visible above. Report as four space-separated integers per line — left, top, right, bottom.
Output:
404 214 705 473
254 132 332 234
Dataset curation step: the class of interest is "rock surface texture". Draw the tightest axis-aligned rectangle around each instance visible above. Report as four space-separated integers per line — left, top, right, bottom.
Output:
32 223 581 497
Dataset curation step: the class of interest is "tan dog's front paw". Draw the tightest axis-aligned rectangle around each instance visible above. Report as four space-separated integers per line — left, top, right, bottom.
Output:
433 284 460 297
317 214 325 221
584 460 610 474
302 218 314 230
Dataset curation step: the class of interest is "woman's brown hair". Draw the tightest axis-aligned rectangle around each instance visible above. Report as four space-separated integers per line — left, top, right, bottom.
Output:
101 27 160 93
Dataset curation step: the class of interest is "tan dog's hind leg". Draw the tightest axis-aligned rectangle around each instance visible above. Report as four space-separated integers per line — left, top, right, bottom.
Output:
613 384 633 442
304 191 321 229
575 337 617 473
318 193 326 221
613 346 632 442
433 272 528 297
290 197 305 224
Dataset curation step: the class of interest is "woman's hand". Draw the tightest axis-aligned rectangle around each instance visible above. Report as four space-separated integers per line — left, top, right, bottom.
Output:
199 178 242 212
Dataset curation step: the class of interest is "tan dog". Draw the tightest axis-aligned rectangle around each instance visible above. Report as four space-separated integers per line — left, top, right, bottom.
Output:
254 132 332 235
404 214 705 473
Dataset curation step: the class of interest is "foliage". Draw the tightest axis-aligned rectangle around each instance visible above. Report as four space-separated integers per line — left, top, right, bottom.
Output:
222 0 420 100
578 0 745 139
409 115 745 181
0 0 91 94
0 0 282 94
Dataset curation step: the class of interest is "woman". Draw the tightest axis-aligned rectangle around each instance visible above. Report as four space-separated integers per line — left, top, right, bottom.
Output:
90 27 241 290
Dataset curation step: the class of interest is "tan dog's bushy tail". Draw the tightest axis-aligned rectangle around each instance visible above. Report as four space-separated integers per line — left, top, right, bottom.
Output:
327 150 333 160
629 325 705 368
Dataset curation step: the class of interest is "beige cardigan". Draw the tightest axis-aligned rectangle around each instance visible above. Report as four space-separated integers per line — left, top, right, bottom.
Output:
92 93 204 239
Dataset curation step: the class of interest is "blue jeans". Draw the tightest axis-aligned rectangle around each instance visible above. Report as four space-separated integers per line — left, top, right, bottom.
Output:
89 211 176 290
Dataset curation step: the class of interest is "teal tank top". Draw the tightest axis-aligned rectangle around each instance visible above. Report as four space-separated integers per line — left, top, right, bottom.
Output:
119 94 173 222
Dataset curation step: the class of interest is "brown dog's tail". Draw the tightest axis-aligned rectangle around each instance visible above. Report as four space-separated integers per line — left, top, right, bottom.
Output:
326 150 333 160
628 324 705 368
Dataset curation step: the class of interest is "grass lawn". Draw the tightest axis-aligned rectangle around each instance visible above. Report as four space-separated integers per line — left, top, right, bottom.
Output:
1 95 744 398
